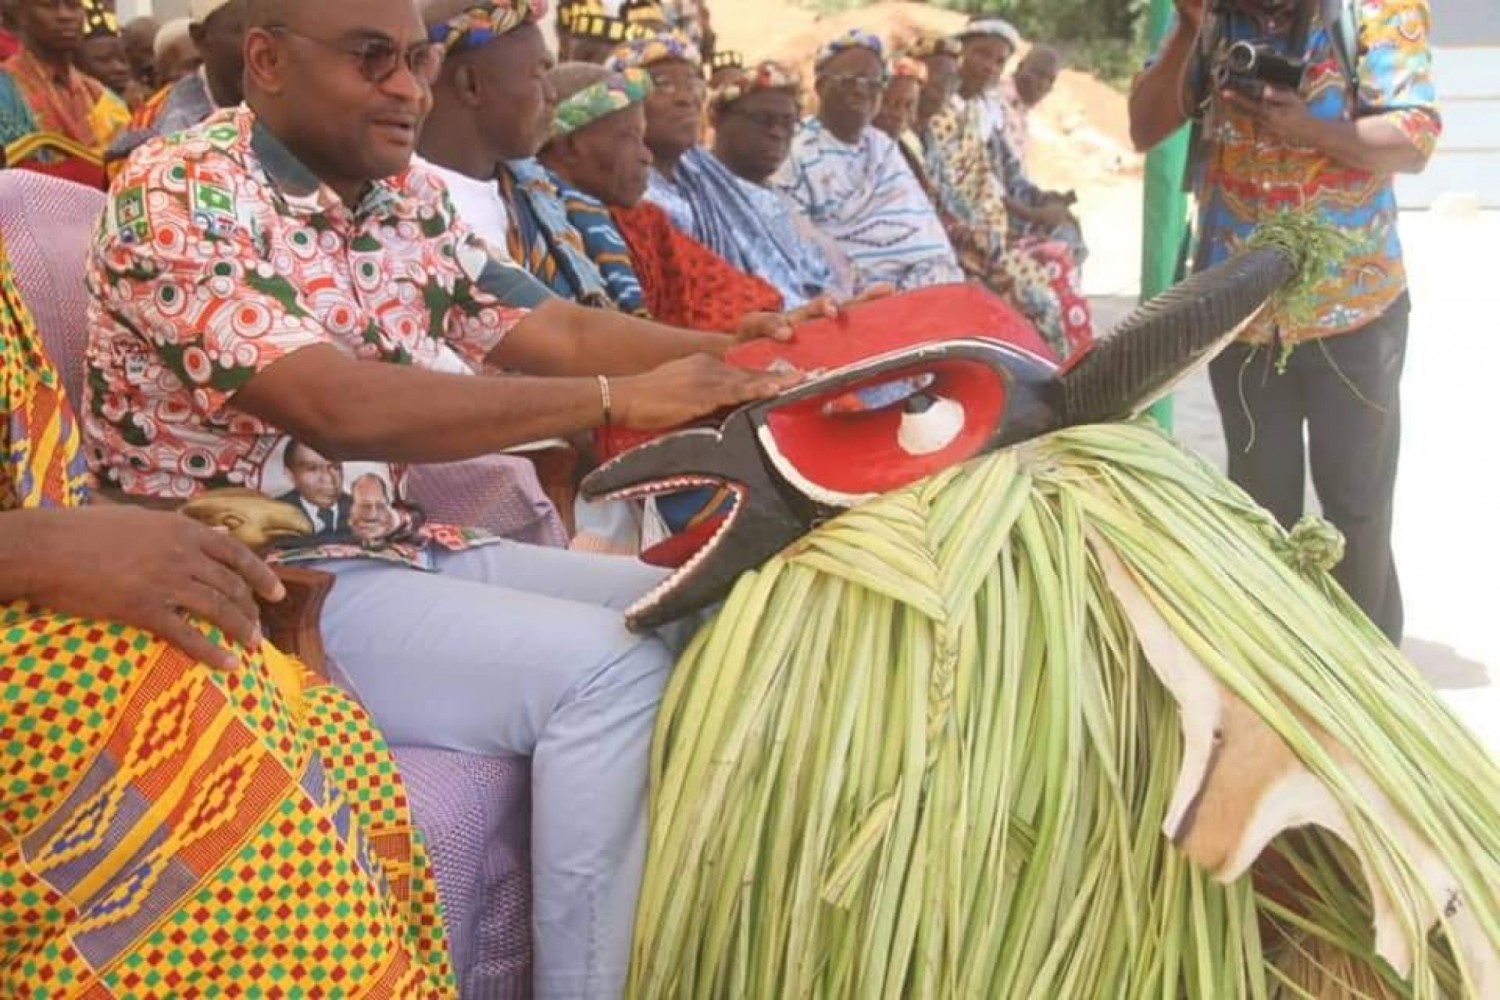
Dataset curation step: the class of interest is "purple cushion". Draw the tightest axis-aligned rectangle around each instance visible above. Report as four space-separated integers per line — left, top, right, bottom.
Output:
394 747 533 1000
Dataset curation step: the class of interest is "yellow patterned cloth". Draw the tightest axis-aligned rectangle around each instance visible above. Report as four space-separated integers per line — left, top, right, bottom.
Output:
0 234 456 997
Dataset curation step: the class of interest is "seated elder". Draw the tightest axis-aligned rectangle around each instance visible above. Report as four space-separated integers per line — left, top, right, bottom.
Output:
773 29 963 293
0 232 454 994
81 0 805 993
616 35 851 306
535 61 793 331
906 35 1093 357
705 56 858 301
955 17 1087 265
999 43 1062 168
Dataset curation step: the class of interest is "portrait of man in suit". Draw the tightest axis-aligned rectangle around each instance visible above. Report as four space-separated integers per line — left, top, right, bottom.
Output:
349 472 402 544
276 440 352 536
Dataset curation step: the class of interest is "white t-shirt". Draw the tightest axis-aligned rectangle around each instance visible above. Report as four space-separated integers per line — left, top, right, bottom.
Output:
418 157 515 251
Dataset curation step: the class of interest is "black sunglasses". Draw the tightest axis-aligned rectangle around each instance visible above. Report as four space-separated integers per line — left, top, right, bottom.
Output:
265 26 444 86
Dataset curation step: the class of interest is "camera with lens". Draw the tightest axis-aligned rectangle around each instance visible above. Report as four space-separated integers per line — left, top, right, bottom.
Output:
1213 40 1307 99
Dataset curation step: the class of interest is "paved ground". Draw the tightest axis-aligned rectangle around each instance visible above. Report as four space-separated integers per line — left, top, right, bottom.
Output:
1089 204 1499 757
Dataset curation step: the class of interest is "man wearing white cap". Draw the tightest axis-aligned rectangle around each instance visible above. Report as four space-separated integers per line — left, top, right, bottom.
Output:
106 0 244 170
151 16 198 84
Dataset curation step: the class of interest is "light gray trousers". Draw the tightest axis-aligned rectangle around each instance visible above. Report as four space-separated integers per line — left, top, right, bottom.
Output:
314 542 684 999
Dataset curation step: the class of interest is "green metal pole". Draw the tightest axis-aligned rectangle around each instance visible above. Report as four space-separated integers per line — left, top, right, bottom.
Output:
1140 0 1191 431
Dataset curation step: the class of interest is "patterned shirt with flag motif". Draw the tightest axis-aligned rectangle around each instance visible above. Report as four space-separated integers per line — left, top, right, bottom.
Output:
84 107 533 569
1188 0 1440 344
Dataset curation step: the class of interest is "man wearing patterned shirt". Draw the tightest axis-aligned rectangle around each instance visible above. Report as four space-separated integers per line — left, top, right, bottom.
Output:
1129 0 1439 644
82 0 802 994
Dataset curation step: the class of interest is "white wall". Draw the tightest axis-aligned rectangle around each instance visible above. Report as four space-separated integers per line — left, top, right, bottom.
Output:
1397 0 1500 208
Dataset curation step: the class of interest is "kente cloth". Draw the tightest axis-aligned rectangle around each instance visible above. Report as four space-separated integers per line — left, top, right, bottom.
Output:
85 107 532 570
610 200 784 330
919 108 1091 357
105 69 216 169
0 49 126 150
500 159 616 309
554 180 650 314
773 116 963 293
428 0 548 54
897 128 1079 356
0 233 456 998
644 147 841 308
550 66 653 140
1181 0 1439 343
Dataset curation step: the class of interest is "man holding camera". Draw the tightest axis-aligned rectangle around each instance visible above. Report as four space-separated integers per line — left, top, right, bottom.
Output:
1129 0 1439 643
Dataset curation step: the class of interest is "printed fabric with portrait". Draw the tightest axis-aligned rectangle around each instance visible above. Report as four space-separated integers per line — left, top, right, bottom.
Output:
83 107 532 568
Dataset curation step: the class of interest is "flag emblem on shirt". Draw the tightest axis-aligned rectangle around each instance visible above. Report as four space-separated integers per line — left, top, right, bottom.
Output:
189 165 239 237
115 186 151 245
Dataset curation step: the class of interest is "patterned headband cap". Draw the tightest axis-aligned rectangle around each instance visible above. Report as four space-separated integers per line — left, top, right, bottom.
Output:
958 17 1022 49
429 0 549 55
709 49 745 72
550 67 655 141
905 35 962 60
82 0 119 38
709 60 802 113
815 28 886 74
604 29 702 72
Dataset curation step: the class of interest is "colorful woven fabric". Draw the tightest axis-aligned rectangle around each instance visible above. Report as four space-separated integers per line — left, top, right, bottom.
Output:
904 34 961 60
920 105 1092 356
1187 0 1440 343
551 67 652 140
0 238 88 510
772 116 960 293
814 28 885 73
428 0 548 55
610 200 783 331
643 147 842 308
0 49 128 151
0 232 455 997
501 158 618 309
604 29 701 72
708 59 800 113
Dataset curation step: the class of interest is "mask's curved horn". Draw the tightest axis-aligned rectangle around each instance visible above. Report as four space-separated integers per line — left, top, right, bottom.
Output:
1058 247 1296 427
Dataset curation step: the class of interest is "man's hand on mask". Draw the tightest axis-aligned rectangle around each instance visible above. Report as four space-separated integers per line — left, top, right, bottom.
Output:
733 285 898 344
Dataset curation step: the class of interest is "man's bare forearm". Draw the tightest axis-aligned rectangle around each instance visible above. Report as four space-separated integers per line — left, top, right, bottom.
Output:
1130 24 1198 152
0 510 50 603
1307 115 1433 175
233 344 612 463
488 299 735 376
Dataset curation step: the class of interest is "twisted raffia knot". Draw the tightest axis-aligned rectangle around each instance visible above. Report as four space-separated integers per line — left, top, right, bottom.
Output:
1276 516 1346 575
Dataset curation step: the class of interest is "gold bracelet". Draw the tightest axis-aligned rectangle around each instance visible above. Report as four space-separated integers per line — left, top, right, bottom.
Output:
597 374 612 427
